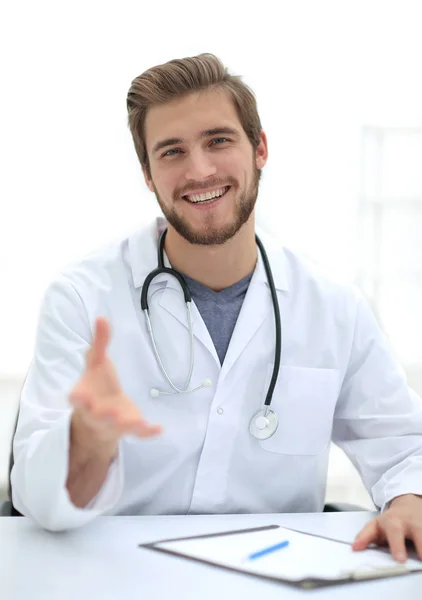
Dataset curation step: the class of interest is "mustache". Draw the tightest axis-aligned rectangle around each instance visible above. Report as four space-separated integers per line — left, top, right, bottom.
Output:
176 177 237 198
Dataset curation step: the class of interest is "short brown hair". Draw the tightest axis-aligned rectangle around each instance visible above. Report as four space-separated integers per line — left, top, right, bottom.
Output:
126 53 263 178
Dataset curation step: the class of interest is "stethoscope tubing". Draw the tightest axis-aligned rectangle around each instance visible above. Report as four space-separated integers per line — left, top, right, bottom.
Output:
141 228 282 416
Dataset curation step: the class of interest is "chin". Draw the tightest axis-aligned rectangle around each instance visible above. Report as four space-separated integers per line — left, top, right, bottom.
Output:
178 219 244 246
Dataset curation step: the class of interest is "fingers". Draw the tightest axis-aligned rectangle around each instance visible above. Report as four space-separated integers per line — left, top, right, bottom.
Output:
352 520 379 551
69 395 162 440
406 521 422 561
353 518 408 563
130 421 163 438
95 407 162 439
383 519 407 562
86 317 110 368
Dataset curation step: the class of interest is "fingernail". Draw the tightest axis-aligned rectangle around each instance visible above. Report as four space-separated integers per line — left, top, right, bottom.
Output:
397 552 406 562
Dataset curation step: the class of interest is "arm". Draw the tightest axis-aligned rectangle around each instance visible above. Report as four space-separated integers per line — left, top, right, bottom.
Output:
11 279 121 530
332 292 422 559
11 278 160 531
333 293 422 508
66 409 118 508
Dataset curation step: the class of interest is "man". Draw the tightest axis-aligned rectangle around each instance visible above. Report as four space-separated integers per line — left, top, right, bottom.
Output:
11 53 422 562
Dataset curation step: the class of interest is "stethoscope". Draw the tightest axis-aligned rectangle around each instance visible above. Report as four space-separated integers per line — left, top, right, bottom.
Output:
141 229 282 440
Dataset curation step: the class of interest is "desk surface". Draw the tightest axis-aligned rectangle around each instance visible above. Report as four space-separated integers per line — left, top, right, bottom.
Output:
1 512 422 599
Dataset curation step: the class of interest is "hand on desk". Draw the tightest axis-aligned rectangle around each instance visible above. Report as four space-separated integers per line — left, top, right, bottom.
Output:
353 494 422 563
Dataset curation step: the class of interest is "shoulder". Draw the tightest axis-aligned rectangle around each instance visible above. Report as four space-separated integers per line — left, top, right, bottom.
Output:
257 226 364 312
52 236 129 296
41 220 158 307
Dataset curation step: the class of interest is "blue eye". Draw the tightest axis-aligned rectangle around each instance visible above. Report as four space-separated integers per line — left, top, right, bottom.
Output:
162 138 229 158
164 148 180 157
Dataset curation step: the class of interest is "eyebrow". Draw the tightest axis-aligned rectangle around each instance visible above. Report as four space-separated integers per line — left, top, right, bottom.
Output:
152 127 239 154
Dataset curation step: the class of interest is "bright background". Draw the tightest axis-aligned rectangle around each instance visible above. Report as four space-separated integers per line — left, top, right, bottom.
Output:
1 0 422 506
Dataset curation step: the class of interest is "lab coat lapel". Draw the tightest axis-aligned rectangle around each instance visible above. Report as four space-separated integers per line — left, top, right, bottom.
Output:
158 282 220 366
220 231 289 379
129 222 220 366
219 270 272 378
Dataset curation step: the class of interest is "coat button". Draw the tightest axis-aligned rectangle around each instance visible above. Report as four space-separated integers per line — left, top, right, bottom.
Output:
217 407 224 415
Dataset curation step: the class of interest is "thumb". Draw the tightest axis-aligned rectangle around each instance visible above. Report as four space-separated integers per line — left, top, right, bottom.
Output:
86 317 110 368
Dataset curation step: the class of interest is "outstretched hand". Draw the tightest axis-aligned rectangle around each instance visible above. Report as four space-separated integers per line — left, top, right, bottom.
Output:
69 317 162 443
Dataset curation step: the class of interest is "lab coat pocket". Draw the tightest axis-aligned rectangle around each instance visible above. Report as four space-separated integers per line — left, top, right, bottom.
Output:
259 365 340 455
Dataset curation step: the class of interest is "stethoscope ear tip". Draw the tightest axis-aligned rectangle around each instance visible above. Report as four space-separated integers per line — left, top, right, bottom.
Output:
202 378 212 388
150 388 160 398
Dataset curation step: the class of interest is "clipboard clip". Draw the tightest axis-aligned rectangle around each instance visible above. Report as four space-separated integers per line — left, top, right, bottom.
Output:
349 564 410 580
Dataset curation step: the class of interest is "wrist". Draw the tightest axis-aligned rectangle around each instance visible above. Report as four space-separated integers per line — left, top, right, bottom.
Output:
390 493 422 507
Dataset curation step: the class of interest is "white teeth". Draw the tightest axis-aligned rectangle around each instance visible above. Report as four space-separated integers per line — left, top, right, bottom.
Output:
185 186 228 203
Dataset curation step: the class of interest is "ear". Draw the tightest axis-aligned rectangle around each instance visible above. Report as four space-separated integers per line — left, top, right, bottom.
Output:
255 130 268 169
142 165 154 193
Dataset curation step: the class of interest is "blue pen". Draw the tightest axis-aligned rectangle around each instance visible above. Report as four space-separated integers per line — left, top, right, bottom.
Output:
247 540 290 561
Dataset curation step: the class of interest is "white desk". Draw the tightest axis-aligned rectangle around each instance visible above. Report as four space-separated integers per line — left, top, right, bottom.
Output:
1 512 421 599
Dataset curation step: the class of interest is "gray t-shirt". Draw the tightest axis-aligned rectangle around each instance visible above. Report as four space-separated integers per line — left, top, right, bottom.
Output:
181 271 254 365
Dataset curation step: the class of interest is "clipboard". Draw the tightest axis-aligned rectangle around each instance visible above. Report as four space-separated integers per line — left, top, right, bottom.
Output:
139 524 422 590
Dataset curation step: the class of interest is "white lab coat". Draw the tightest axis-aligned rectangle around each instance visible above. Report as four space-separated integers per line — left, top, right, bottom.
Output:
11 219 422 531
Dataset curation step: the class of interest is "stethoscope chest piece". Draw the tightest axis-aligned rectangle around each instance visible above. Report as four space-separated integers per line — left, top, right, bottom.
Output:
249 408 279 440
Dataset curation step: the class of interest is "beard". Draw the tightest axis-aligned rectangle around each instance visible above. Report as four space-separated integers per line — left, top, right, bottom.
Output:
152 165 262 246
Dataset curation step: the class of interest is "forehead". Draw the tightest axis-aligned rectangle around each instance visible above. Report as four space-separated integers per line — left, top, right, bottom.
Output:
144 88 243 149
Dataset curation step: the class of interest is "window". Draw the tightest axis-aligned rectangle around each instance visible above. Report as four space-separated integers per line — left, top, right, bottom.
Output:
357 126 422 390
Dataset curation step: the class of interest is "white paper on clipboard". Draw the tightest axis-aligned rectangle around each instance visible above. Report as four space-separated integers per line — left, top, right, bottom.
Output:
143 524 422 588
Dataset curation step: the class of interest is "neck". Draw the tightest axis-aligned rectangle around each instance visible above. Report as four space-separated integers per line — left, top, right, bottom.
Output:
164 217 257 292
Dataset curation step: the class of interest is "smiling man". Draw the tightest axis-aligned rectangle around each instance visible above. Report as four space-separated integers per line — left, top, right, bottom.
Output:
130 81 265 291
11 54 422 563
145 91 261 249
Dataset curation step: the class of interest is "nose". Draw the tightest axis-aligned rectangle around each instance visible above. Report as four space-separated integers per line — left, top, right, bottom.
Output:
184 150 217 181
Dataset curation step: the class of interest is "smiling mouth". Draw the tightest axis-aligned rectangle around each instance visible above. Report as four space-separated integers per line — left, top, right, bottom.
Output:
182 185 231 204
